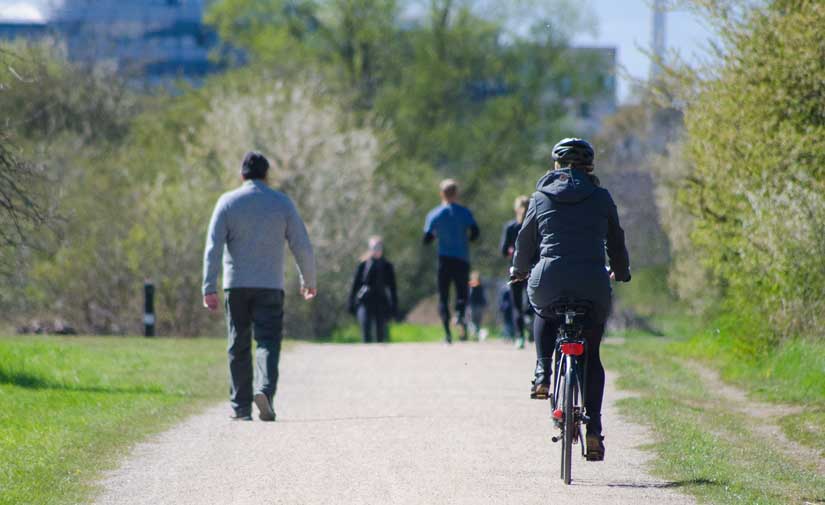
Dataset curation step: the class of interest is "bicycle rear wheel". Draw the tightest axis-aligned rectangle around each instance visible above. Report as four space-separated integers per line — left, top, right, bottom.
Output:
557 370 566 480
562 356 575 485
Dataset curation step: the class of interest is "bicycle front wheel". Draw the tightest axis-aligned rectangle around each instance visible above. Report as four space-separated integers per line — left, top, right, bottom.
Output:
562 356 575 485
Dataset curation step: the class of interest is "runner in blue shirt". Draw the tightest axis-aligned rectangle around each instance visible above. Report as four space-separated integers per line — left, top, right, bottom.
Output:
423 179 480 343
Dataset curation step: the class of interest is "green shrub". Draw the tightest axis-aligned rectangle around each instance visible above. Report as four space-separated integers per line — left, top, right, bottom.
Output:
675 1 825 340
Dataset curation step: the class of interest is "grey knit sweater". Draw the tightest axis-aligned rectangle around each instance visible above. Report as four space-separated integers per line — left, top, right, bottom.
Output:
202 180 316 294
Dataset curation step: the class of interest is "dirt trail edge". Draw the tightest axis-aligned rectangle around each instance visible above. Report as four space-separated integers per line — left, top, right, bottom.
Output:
95 343 694 505
684 360 824 476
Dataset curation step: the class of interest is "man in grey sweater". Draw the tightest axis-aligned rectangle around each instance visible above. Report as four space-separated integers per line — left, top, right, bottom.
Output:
202 151 317 421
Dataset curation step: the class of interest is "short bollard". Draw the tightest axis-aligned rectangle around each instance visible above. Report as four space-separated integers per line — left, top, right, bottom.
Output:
144 281 156 337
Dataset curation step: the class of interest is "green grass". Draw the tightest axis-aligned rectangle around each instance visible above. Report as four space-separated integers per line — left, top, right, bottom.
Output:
778 409 825 458
672 331 825 456
612 265 677 318
326 323 446 343
0 335 226 505
673 333 825 406
604 337 825 505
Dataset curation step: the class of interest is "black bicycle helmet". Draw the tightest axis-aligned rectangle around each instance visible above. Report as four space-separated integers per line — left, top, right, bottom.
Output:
551 138 595 168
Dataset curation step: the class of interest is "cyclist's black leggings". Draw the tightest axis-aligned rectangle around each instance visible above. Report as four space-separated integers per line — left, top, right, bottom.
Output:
534 315 605 435
437 256 470 334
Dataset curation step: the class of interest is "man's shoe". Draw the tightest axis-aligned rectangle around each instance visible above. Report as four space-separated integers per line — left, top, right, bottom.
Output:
515 337 525 349
444 334 453 344
585 434 605 461
230 413 252 421
254 393 276 422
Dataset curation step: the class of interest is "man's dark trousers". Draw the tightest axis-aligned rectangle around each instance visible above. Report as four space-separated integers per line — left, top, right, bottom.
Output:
437 256 470 327
225 288 284 417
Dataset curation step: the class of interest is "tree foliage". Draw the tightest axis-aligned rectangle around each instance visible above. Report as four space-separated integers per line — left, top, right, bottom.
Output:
668 0 825 338
1 0 613 336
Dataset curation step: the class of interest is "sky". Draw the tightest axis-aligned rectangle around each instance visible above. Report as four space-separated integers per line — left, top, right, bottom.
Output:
0 0 715 103
571 0 715 102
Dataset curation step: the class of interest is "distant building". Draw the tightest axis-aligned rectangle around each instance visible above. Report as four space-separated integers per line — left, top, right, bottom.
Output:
0 20 48 40
54 0 219 84
0 0 219 85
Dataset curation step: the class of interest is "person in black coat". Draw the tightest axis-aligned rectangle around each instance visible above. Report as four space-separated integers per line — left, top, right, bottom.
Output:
500 195 531 348
349 236 398 343
511 138 631 461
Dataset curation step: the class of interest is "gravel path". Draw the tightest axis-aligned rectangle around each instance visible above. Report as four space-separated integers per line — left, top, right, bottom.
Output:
95 342 694 505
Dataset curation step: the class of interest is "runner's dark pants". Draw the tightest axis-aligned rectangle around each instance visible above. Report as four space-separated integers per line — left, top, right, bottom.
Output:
534 315 605 435
437 256 470 336
510 283 527 339
357 304 389 343
225 288 284 417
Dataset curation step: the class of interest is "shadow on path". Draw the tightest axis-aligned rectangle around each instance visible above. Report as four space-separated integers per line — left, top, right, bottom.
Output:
574 478 720 489
0 369 164 395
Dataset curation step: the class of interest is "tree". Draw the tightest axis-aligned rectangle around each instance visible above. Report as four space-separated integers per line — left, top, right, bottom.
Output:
0 48 49 269
671 0 825 339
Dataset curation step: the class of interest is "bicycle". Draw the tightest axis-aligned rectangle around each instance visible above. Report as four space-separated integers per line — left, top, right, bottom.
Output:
547 298 593 485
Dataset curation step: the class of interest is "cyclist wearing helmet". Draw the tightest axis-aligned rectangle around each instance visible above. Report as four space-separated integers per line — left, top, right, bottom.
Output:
511 138 631 461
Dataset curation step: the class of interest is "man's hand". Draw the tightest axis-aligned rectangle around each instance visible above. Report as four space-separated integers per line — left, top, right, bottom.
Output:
203 293 219 312
301 287 317 301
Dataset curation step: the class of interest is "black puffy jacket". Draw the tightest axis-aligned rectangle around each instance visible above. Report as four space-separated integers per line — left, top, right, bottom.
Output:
349 258 398 315
512 169 630 322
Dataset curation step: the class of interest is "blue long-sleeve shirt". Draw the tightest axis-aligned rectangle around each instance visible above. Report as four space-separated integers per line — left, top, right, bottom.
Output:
423 203 479 262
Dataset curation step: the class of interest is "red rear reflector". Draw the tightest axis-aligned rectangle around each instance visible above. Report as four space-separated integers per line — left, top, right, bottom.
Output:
553 409 563 420
560 343 584 356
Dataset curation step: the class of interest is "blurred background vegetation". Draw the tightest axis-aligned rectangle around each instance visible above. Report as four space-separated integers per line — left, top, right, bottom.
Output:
1 0 823 359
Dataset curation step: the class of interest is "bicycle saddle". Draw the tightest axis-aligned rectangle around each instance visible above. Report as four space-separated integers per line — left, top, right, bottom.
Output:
549 297 593 317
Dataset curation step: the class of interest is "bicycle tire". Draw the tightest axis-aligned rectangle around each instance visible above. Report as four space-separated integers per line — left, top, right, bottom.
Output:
562 355 575 484
557 370 566 480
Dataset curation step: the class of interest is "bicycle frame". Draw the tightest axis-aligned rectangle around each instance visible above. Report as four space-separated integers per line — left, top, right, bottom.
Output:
550 307 590 483
552 311 588 421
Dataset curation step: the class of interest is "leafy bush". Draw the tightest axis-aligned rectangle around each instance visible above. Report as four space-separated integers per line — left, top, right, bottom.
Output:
666 1 825 340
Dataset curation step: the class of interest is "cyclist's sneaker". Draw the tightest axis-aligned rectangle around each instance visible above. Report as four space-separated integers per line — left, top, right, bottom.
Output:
585 434 605 461
530 381 550 400
254 393 276 422
515 337 525 349
531 358 552 399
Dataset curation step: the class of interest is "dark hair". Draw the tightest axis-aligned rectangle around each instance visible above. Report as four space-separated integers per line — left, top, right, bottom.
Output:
241 151 270 180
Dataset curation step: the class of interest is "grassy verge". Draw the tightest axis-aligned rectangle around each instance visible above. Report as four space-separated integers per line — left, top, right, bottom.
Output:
603 336 825 504
670 328 825 455
0 335 226 505
674 332 825 405
327 323 446 343
613 265 825 459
